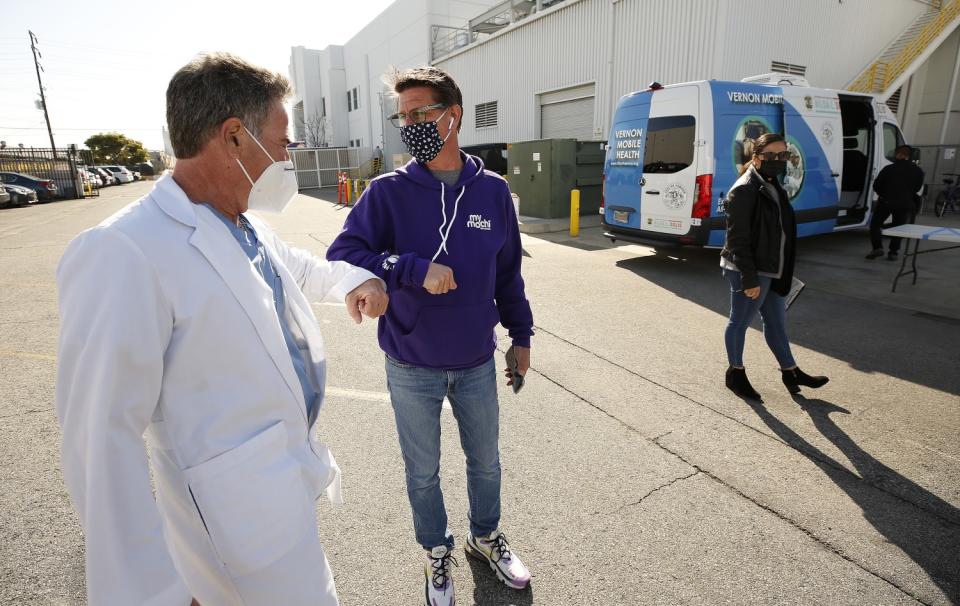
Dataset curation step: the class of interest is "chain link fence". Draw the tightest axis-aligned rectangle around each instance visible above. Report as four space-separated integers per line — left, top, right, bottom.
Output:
289 147 379 189
0 146 83 199
914 144 960 213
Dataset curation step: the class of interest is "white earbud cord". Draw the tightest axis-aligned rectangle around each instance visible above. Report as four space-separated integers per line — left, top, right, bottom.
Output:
431 183 466 262
432 182 448 262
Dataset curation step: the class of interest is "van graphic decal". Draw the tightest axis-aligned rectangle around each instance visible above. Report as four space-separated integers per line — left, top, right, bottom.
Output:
784 138 805 200
663 184 688 209
820 122 835 145
612 128 644 166
732 116 775 175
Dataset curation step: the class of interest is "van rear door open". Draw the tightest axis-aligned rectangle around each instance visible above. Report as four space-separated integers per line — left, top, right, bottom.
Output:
781 87 841 236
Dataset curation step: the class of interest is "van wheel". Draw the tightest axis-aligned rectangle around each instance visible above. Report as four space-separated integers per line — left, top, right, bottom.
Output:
934 192 948 217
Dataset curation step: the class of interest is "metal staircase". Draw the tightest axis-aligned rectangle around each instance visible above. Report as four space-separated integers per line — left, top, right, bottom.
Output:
848 0 960 98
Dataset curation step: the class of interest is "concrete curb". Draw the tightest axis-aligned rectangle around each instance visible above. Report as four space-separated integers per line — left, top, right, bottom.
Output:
518 214 602 234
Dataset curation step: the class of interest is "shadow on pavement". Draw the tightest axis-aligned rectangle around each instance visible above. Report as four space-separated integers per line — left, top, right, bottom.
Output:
614 244 960 396
743 394 960 603
466 554 534 606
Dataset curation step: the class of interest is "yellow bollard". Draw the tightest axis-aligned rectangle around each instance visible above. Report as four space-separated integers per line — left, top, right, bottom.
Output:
570 189 581 237
346 179 353 205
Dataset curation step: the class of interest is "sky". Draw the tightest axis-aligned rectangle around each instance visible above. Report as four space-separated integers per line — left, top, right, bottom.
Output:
0 0 396 151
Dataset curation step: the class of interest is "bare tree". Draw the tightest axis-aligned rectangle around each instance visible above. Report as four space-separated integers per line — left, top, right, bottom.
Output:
302 108 328 148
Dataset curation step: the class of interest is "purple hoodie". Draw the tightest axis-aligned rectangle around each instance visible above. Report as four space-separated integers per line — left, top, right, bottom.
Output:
326 152 533 370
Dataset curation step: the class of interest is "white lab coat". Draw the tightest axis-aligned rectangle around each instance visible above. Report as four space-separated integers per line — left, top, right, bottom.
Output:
55 175 377 606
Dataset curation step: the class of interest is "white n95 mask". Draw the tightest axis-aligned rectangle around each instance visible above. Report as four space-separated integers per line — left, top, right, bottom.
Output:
235 126 298 213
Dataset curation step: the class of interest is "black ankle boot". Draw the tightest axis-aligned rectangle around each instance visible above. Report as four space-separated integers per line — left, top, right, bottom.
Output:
726 366 761 400
781 367 829 394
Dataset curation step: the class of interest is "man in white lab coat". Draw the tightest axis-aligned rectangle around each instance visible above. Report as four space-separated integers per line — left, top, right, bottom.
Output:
55 53 387 606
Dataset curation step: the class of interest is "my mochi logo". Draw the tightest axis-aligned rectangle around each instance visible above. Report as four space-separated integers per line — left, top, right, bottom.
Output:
381 254 399 271
466 214 492 231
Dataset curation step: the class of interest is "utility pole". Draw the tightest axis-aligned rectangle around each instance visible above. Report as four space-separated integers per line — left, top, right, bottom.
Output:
29 30 56 151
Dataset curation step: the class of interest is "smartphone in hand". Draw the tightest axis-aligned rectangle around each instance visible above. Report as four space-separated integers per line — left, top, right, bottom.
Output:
504 346 525 394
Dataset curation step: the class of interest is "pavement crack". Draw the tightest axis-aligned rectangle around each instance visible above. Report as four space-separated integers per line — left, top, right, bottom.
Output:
520 330 947 605
610 470 700 514
690 468 933 606
531 323 960 530
0 408 50 420
652 430 673 444
309 234 330 247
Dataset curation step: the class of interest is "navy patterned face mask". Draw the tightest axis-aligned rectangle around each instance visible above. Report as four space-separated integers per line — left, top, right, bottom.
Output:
399 110 453 163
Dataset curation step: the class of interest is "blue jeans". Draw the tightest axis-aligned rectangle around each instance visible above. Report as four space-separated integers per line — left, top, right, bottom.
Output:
723 269 797 369
385 355 501 550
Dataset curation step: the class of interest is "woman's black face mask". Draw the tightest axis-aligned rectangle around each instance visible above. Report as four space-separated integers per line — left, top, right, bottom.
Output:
756 150 788 180
758 159 787 180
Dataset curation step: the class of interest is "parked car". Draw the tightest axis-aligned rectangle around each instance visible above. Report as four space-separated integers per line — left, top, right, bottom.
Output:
88 166 115 186
0 184 10 206
78 167 100 188
4 183 38 206
0 172 58 201
100 165 135 184
131 161 156 177
81 169 103 188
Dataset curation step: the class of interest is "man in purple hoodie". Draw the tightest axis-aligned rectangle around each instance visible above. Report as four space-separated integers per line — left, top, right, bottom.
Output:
326 66 533 605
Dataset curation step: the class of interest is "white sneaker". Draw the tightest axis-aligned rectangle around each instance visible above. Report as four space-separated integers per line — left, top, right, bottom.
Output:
424 545 457 606
464 530 531 589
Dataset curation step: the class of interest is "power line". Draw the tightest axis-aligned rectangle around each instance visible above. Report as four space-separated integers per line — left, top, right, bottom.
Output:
0 126 162 131
39 40 156 57
28 30 56 150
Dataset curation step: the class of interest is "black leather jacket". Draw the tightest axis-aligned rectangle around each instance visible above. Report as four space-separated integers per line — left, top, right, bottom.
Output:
720 167 797 295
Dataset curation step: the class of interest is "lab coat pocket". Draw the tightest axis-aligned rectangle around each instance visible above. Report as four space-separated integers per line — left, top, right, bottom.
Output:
184 421 314 576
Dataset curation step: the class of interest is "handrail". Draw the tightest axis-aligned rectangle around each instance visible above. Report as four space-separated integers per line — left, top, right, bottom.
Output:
850 0 960 93
883 0 960 90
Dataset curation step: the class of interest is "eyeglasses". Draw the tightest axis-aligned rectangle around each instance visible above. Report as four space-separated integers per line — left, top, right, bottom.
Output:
388 103 446 128
756 151 792 161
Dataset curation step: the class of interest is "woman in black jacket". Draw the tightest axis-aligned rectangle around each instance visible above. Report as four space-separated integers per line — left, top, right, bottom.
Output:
720 133 828 400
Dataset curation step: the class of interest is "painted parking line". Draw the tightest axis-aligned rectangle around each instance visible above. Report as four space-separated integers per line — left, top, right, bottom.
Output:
325 386 451 409
325 387 391 403
0 349 56 362
0 353 457 409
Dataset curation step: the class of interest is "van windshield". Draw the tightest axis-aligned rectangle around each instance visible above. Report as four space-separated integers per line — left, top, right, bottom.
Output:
643 115 695 174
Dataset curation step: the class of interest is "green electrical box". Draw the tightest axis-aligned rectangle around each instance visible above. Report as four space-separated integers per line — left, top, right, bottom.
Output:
506 138 605 219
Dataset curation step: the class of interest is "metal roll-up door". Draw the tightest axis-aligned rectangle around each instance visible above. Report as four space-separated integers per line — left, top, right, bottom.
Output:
541 97 595 140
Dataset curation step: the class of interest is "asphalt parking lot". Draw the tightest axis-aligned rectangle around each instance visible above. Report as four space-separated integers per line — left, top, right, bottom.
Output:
1 181 958 605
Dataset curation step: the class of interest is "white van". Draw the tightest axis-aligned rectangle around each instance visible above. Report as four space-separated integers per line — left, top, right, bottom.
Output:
601 76 908 247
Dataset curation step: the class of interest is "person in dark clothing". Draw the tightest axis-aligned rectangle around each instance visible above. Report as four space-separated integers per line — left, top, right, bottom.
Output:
867 145 925 260
720 133 829 401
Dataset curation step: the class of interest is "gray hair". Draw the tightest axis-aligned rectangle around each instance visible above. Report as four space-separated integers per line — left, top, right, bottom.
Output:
382 65 463 131
166 53 290 159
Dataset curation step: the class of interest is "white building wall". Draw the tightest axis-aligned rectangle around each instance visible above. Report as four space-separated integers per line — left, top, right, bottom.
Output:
321 46 349 147
288 0 498 167
900 28 960 146
338 0 497 162
435 0 927 146
288 47 326 143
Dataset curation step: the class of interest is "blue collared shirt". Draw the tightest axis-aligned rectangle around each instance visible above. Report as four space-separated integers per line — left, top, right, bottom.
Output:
202 203 318 416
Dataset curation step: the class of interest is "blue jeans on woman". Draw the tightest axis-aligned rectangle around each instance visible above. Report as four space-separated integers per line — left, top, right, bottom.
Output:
723 269 797 369
384 355 501 550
